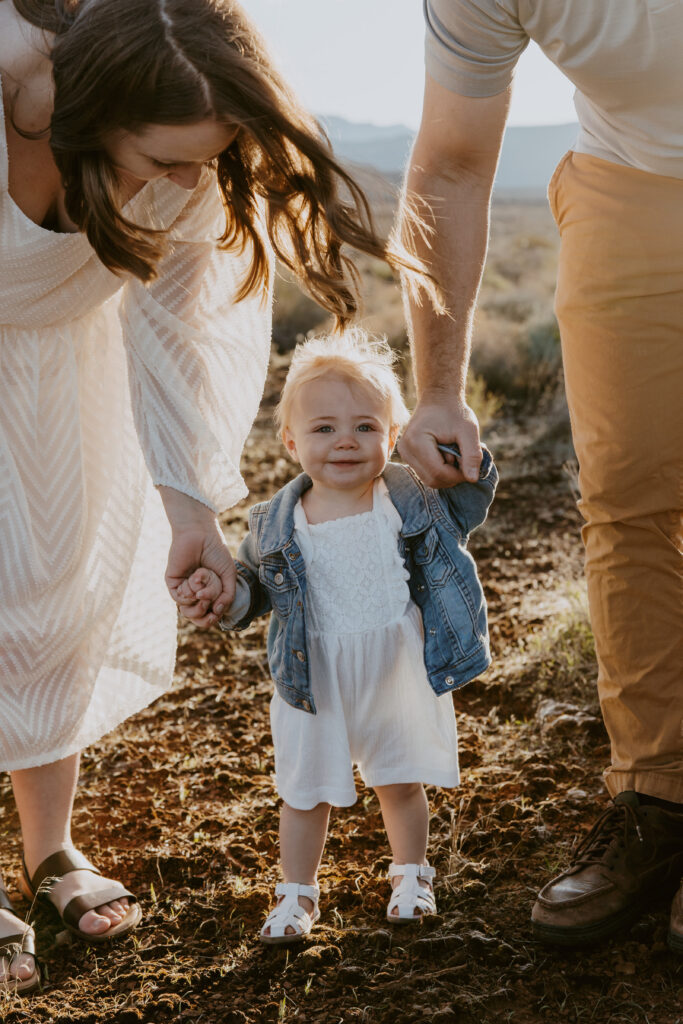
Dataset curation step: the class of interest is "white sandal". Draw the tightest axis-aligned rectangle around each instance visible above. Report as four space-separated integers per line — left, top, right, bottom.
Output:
259 882 320 946
386 863 436 923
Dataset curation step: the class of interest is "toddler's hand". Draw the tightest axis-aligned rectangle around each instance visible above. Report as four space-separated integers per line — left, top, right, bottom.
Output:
176 568 222 602
176 568 226 623
178 567 223 603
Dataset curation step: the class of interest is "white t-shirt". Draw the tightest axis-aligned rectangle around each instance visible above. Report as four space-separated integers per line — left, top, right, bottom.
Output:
425 0 683 178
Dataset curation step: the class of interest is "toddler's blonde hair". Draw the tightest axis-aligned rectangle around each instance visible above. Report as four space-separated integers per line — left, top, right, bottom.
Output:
275 328 411 436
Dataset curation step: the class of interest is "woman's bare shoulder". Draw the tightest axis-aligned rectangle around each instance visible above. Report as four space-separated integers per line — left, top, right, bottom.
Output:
0 3 53 119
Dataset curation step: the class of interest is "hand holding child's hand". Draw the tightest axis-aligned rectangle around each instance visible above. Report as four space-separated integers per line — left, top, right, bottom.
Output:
160 493 237 628
174 566 228 625
176 567 223 605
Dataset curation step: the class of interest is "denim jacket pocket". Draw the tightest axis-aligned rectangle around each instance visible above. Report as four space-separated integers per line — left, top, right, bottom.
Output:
412 530 450 585
259 561 296 617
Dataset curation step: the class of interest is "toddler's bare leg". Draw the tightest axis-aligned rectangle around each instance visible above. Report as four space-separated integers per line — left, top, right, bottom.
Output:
262 801 330 937
375 783 430 916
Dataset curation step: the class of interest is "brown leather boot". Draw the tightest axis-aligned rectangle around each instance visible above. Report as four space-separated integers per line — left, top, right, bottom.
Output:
532 792 683 946
669 881 683 954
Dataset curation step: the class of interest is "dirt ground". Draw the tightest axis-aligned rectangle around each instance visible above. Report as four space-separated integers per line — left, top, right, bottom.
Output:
2 203 682 1023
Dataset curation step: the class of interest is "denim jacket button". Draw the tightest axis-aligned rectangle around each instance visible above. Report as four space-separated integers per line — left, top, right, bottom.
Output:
429 628 436 636
288 550 298 560
295 649 306 662
273 572 284 585
301 699 311 711
417 584 425 592
445 675 455 685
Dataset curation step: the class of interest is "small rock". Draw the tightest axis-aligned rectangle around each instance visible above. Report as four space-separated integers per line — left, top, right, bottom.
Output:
55 929 72 947
536 699 582 723
536 699 600 738
566 788 588 802
295 943 342 965
365 927 392 951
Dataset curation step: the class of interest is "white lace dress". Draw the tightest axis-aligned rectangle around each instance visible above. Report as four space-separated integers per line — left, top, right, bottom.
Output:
270 480 460 810
0 79 271 771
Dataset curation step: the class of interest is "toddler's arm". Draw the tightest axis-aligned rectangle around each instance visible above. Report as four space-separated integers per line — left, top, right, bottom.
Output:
218 528 275 629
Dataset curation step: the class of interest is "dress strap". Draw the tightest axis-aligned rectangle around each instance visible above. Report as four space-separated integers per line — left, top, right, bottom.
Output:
375 476 404 531
292 498 314 566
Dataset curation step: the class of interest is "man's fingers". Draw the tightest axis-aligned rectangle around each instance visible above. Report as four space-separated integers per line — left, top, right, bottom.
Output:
399 435 465 488
461 443 484 483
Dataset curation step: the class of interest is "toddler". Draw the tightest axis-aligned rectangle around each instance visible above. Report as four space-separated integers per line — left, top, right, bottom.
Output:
179 329 497 944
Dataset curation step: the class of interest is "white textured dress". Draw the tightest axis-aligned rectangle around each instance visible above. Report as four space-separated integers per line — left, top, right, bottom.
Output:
270 480 460 811
0 81 271 771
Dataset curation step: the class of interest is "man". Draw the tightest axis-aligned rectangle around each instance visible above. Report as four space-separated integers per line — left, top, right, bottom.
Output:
399 0 683 949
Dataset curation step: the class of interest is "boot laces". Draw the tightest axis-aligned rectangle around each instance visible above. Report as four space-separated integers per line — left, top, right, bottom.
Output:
572 802 644 869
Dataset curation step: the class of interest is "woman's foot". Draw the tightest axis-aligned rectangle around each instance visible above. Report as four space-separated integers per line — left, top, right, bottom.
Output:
0 908 38 990
36 868 130 936
22 848 140 939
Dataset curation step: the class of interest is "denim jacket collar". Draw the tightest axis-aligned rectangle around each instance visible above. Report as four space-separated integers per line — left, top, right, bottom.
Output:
256 472 311 557
382 463 432 538
255 463 433 557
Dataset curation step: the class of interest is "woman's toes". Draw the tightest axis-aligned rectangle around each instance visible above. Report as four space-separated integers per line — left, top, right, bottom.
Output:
78 908 115 934
99 903 125 924
11 954 35 980
0 953 35 983
82 899 131 932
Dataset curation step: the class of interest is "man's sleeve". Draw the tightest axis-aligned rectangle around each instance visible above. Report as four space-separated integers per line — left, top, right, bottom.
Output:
424 0 529 97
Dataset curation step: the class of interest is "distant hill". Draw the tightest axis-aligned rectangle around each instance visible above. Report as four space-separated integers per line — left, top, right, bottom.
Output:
320 114 579 195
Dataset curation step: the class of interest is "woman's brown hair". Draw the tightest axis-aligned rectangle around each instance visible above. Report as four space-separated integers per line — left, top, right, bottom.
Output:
10 0 438 325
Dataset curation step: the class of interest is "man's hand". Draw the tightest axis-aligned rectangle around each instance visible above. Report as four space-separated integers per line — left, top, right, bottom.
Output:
398 396 482 487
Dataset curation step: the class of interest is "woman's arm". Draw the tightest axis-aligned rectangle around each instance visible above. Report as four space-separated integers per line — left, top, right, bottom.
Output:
119 173 272 624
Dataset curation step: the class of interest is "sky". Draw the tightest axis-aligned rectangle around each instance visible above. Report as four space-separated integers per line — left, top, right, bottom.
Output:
244 0 578 129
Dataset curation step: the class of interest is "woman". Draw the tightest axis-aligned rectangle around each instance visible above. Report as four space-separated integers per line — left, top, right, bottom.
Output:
0 0 429 991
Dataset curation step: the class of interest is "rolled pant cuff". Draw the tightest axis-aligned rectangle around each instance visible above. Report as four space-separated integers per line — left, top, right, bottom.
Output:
605 770 683 804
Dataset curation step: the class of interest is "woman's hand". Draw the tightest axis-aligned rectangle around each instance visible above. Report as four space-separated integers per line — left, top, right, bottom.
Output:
159 487 235 628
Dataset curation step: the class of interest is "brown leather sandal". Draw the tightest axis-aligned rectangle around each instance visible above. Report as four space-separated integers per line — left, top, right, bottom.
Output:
21 848 142 944
0 875 41 994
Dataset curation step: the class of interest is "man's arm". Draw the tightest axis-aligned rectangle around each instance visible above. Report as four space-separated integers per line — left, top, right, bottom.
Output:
399 75 511 487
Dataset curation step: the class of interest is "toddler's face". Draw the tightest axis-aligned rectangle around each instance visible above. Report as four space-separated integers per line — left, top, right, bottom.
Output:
283 374 397 491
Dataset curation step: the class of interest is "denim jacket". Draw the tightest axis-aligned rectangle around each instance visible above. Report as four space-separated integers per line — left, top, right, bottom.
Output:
220 446 498 714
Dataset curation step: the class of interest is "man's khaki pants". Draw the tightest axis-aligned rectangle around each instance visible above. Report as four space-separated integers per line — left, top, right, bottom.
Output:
548 152 683 802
